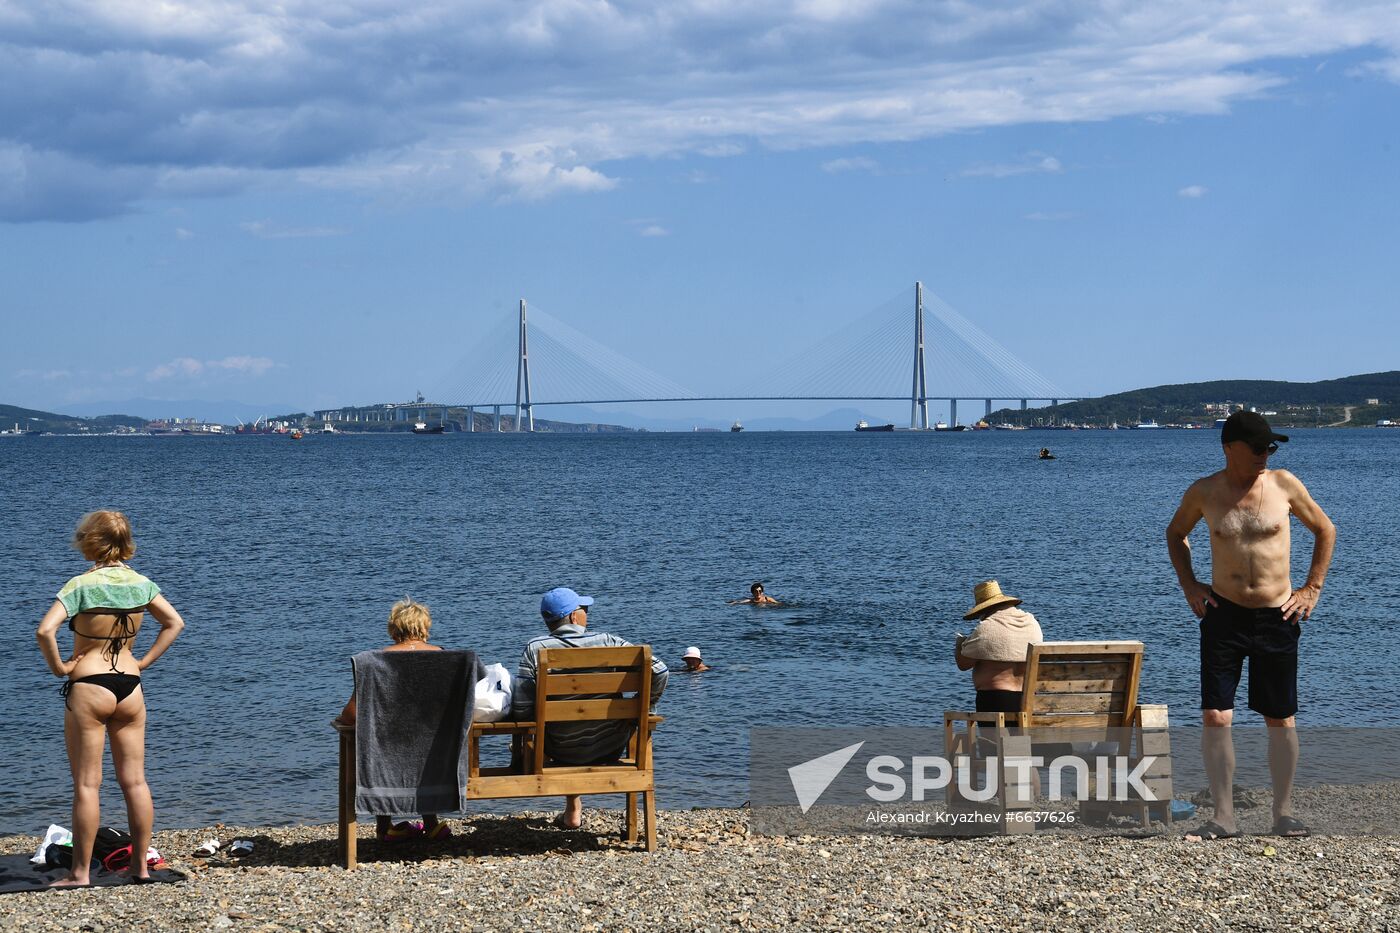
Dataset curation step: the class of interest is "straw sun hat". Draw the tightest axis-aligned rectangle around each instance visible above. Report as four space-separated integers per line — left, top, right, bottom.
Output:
963 580 1023 620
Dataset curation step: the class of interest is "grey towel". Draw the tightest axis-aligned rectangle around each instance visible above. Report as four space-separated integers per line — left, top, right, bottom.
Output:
351 649 483 816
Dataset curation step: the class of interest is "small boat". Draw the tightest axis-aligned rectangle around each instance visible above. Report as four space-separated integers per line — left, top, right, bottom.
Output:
730 421 743 433
855 420 894 432
972 421 991 431
322 423 337 434
1133 420 1161 430
933 422 966 432
289 429 304 440
413 421 446 434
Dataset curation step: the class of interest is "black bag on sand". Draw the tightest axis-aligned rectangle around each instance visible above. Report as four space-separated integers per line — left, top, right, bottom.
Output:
93 827 132 863
43 828 131 873
44 844 74 870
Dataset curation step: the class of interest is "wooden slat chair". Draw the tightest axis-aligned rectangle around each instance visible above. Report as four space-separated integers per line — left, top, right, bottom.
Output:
466 645 662 851
943 641 1173 832
334 645 662 869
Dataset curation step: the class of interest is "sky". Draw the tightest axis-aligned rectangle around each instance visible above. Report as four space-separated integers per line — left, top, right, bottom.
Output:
2 1 1399 425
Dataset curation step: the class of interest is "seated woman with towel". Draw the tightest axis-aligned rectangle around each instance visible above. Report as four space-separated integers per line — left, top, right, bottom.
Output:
954 580 1044 717
333 598 451 842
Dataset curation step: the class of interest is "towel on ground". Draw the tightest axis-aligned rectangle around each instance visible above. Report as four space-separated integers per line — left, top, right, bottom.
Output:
0 854 184 894
958 607 1043 662
351 649 484 816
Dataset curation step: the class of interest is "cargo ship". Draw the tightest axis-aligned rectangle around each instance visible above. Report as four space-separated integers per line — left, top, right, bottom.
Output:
855 420 895 432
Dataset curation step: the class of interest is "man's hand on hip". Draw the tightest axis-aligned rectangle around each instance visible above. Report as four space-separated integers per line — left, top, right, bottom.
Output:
1281 583 1321 623
1181 580 1217 618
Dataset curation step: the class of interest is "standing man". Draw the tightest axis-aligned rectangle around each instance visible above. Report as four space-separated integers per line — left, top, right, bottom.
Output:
1166 411 1335 839
513 587 669 831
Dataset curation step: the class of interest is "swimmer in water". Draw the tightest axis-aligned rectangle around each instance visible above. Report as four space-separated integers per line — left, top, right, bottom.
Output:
681 646 710 671
729 582 782 606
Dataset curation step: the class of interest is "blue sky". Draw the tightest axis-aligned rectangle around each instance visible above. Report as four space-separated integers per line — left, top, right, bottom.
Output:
3 2 1399 424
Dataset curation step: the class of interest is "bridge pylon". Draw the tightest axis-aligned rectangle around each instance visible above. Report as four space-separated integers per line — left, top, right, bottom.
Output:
910 282 929 430
515 298 534 432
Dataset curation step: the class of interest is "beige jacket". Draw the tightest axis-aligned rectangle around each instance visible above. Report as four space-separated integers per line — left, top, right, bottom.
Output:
957 607 1043 662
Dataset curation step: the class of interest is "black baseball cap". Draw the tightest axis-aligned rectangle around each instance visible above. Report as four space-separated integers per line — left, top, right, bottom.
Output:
1221 411 1288 447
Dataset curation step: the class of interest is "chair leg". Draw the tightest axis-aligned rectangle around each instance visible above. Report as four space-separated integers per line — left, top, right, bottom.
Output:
338 731 358 870
625 792 639 843
643 789 657 852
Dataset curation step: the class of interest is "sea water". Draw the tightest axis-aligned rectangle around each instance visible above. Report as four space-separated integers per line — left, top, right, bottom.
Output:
1 429 1395 833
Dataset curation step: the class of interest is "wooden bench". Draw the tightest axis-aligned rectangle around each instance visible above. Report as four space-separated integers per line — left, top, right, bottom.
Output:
337 645 661 868
943 640 1173 832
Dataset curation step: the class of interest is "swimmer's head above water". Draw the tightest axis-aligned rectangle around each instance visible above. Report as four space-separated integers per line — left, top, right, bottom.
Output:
731 582 781 606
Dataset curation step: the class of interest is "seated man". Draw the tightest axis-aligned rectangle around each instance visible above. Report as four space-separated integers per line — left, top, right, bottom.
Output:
512 586 669 830
954 580 1044 716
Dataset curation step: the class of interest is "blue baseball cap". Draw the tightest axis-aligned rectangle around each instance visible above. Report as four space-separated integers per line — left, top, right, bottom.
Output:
540 586 594 623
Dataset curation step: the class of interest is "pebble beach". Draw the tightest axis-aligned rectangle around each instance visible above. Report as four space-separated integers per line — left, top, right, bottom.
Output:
3 785 1398 932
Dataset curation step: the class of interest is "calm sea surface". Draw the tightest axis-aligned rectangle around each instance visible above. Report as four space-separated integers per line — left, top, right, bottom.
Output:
2 429 1397 834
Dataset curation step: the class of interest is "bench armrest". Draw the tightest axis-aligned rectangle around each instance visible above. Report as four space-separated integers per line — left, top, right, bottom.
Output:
944 710 1014 725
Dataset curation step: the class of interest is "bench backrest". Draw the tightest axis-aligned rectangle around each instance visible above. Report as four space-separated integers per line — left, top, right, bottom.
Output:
533 645 652 773
1018 641 1143 730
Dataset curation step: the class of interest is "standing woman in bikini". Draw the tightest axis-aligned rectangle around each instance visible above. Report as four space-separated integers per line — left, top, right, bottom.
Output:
35 511 185 886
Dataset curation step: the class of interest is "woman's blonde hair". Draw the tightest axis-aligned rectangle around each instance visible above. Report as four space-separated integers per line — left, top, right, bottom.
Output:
72 510 136 563
387 598 432 642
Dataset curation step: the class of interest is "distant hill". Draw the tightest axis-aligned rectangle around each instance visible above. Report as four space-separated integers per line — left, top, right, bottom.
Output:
59 398 303 424
1 403 146 434
990 371 1400 427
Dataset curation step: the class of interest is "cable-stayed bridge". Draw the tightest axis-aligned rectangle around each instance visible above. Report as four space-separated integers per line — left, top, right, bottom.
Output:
330 283 1079 431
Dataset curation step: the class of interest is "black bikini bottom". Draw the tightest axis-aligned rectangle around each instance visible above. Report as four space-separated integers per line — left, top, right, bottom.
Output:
61 673 142 708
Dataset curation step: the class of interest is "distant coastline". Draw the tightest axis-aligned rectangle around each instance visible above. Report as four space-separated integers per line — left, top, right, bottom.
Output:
8 370 1399 434
989 370 1400 429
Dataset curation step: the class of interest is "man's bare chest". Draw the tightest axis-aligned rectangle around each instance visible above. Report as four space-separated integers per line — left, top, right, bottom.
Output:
1206 483 1289 542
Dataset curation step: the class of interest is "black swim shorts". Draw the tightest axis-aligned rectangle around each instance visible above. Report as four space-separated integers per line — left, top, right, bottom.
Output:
1199 591 1300 719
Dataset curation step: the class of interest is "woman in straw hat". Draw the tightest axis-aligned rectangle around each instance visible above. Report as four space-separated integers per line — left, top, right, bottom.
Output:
954 580 1043 715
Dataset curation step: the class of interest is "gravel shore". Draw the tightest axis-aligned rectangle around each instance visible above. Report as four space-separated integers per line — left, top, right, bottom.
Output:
2 793 1398 932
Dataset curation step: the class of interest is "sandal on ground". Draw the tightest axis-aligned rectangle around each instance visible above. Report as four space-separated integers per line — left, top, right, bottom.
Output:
378 821 423 842
1186 820 1243 841
193 839 222 858
424 822 452 842
1272 815 1311 837
228 839 255 856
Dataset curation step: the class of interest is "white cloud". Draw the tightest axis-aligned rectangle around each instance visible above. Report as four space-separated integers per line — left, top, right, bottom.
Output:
240 221 350 239
175 227 194 239
210 355 276 375
1178 185 1209 198
13 368 72 381
639 224 669 237
147 355 275 381
961 153 1063 178
821 156 878 174
3 1 1400 220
